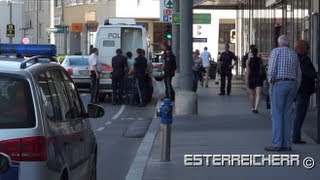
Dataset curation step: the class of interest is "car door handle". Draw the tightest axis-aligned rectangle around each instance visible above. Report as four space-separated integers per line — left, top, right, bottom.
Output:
64 141 71 146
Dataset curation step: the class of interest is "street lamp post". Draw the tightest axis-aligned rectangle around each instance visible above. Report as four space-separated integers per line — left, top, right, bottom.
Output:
9 0 13 43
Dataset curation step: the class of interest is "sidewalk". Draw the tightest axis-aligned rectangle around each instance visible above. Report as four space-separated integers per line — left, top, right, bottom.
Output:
141 79 320 180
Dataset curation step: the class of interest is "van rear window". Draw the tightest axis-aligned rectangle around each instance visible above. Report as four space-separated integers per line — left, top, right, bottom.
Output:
0 76 35 128
103 40 115 47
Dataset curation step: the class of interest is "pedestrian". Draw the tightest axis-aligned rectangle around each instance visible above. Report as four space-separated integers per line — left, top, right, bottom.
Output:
192 49 203 92
88 48 101 104
161 43 176 101
133 48 148 107
126 51 136 105
218 43 237 95
292 40 316 144
111 49 128 105
242 44 256 72
265 35 302 151
200 47 212 87
245 47 266 113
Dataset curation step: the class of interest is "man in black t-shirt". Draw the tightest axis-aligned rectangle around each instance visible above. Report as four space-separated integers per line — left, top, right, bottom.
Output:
111 49 128 104
218 44 237 95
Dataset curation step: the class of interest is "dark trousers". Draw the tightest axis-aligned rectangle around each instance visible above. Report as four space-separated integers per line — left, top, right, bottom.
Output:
127 77 137 105
135 76 146 104
90 71 100 103
164 74 175 101
192 71 200 92
112 76 125 103
292 92 310 141
220 71 232 94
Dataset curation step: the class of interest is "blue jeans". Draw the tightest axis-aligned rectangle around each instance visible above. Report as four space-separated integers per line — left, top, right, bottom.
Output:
292 92 310 141
269 81 297 148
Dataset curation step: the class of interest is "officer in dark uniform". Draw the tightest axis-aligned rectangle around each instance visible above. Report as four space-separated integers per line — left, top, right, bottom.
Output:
133 48 148 107
161 43 176 101
111 49 128 105
218 43 237 95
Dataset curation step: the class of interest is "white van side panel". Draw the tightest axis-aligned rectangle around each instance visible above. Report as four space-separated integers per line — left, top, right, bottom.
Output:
96 27 121 66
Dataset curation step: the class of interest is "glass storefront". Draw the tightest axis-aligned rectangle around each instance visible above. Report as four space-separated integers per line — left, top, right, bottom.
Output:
238 0 311 63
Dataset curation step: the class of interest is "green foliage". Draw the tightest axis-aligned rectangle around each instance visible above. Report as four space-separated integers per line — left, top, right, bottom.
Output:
58 55 65 64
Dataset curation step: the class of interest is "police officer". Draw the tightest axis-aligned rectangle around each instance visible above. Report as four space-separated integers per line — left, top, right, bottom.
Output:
161 43 176 101
218 43 237 95
133 48 148 107
111 49 128 105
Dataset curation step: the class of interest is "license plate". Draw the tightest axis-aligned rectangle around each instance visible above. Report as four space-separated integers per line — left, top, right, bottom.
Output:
79 70 90 76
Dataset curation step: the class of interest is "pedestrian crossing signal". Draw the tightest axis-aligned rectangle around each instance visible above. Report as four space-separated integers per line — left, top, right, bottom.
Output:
165 24 172 39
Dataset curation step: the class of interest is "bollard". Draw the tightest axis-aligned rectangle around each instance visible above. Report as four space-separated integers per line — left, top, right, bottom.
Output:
157 99 173 161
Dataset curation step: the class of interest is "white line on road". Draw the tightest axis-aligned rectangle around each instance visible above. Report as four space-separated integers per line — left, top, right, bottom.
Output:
105 121 112 126
96 127 105 131
111 105 126 120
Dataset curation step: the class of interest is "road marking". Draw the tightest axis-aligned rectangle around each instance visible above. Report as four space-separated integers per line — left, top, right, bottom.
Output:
105 121 112 126
111 105 126 120
96 127 105 131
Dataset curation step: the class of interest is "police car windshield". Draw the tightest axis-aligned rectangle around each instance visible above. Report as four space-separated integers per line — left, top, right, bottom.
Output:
0 75 35 128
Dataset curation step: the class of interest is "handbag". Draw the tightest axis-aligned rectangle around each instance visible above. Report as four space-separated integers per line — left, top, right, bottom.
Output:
259 59 267 80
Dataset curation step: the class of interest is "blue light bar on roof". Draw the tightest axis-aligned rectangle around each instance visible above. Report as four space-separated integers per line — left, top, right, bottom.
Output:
0 43 57 56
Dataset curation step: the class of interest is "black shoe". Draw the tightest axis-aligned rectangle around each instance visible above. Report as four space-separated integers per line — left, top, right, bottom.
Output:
253 109 258 113
138 103 146 107
281 147 292 151
219 93 225 95
205 85 209 88
227 93 230 95
264 146 282 151
292 140 306 144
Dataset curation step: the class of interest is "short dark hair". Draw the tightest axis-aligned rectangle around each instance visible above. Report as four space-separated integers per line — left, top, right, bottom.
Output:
116 49 122 55
251 47 258 57
136 48 143 55
249 44 256 49
126 51 132 58
90 48 98 54
225 43 230 47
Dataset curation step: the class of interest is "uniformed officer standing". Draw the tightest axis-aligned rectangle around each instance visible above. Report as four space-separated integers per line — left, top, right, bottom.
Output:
133 48 148 107
161 43 176 101
111 49 128 105
218 43 237 95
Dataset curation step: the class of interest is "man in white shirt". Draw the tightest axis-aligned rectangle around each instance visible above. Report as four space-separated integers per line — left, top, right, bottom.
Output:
200 47 212 87
88 48 100 103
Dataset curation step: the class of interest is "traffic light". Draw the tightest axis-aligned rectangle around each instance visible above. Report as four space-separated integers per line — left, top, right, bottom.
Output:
165 24 172 39
230 29 236 43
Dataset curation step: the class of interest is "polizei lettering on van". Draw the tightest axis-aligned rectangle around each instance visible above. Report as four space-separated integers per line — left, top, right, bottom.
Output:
108 33 120 38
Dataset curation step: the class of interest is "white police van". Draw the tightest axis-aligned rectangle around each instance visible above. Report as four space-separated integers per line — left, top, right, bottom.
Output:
95 18 151 97
0 43 104 180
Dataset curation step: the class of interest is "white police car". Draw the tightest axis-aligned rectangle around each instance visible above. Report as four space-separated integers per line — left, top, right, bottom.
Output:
0 44 104 180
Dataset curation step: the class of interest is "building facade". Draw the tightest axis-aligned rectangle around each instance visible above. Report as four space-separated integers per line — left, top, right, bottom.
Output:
0 1 23 44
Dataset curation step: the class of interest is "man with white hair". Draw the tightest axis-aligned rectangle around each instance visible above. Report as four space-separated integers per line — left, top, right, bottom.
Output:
265 35 301 151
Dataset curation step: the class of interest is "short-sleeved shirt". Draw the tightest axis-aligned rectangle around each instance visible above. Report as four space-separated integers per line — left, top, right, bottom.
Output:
134 55 148 78
112 55 128 78
219 51 237 70
88 53 98 71
200 50 211 68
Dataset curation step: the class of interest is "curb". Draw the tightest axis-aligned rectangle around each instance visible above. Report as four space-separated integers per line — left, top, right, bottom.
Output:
125 82 162 180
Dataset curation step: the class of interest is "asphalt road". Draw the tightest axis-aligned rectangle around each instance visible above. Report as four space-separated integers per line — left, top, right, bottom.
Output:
80 92 158 180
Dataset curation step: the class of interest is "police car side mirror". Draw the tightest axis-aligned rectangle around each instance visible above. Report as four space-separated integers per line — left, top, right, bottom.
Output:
0 153 10 174
87 103 105 118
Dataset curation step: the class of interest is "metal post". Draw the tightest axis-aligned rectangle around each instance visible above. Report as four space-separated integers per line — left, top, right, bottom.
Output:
179 0 193 91
172 0 180 73
62 0 67 54
9 1 12 44
50 0 55 44
160 124 171 161
36 0 39 44
316 12 320 144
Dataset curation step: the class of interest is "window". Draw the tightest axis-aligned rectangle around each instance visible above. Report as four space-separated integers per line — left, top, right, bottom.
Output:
0 75 35 128
103 40 115 47
50 70 73 121
69 57 89 66
61 71 84 119
38 73 55 122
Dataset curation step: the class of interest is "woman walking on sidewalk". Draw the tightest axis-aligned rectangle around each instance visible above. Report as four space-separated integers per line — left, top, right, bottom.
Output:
245 47 266 113
192 49 203 92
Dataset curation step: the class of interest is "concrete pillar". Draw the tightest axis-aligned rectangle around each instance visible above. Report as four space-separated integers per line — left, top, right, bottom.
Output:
175 0 197 115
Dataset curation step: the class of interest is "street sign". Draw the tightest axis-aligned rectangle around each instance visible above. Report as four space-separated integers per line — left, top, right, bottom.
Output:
172 13 211 24
193 38 207 43
47 27 58 33
6 24 15 37
55 26 65 33
160 0 173 22
22 37 30 44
